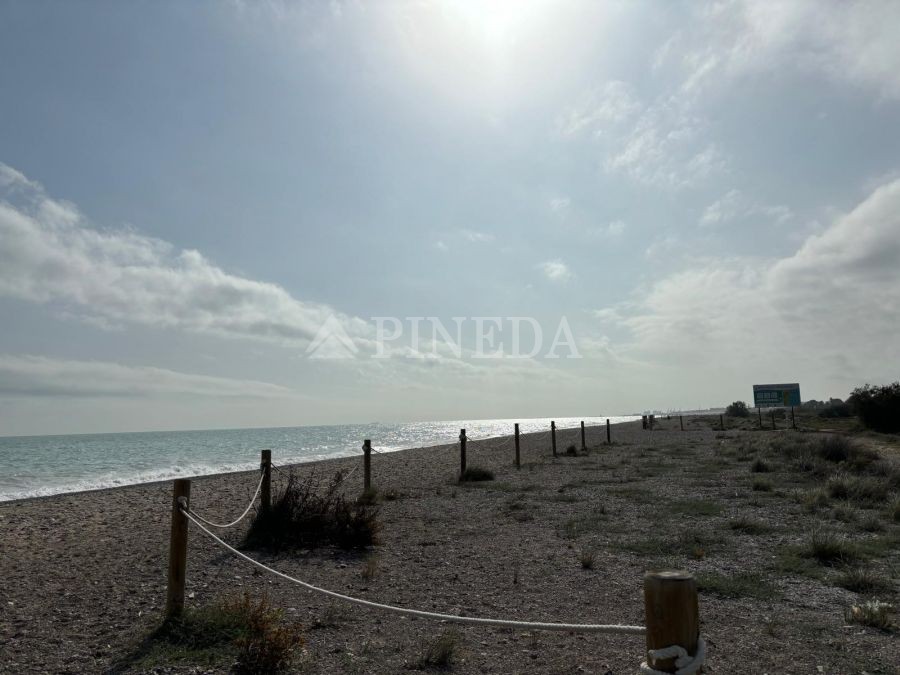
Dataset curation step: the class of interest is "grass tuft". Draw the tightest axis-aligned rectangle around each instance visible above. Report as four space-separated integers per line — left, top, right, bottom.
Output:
418 629 460 669
751 457 771 473
845 600 896 632
459 466 494 482
697 572 774 599
835 567 893 594
802 530 859 566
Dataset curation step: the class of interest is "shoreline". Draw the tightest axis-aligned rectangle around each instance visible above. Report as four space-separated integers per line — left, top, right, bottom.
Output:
0 419 631 506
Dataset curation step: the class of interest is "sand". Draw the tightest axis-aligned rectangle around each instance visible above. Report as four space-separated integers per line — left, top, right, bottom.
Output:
1 417 897 674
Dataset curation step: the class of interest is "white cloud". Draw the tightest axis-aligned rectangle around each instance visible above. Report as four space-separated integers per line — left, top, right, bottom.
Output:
603 177 900 387
658 0 900 101
587 220 626 238
700 189 793 227
0 354 291 398
459 229 495 243
549 197 571 213
0 162 370 349
537 259 572 283
556 80 641 136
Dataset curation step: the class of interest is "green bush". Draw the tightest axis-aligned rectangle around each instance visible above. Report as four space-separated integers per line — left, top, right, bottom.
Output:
243 472 380 551
726 401 750 417
819 402 853 419
849 382 900 433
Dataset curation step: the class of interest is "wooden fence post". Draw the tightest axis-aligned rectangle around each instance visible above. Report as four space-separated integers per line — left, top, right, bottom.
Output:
643 570 700 673
606 418 611 444
166 478 191 619
719 414 725 431
260 449 272 512
551 421 557 457
363 439 372 492
771 410 776 430
642 415 648 429
758 407 763 429
791 406 796 429
580 420 586 451
514 423 520 468
459 428 467 476
680 415 684 431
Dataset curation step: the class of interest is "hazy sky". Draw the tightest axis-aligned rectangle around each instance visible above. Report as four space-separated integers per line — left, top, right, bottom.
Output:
1 0 899 435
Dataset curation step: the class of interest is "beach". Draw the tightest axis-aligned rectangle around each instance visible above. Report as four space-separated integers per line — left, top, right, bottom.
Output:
1 417 898 674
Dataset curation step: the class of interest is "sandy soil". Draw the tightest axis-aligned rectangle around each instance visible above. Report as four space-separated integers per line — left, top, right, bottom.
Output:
1 417 897 674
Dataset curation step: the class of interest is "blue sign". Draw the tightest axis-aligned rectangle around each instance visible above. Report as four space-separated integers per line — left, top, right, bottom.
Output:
753 383 801 408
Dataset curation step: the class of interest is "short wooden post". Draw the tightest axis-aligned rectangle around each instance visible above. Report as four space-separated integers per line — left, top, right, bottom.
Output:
679 415 684 431
459 428 467 476
720 414 724 431
772 410 777 430
363 439 372 491
260 449 272 512
606 418 611 444
791 406 796 429
551 421 557 457
642 415 648 429
166 478 191 619
643 570 700 673
514 423 520 468
758 407 763 429
580 420 586 451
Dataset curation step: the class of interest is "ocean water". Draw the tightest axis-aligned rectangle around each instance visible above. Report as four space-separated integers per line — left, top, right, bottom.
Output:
0 416 639 502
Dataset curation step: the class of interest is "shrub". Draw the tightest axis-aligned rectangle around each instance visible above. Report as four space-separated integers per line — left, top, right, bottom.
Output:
459 466 494 482
827 474 890 507
836 568 892 594
819 402 853 419
802 530 858 566
845 601 896 632
751 457 771 473
418 629 460 669
816 436 878 469
566 444 578 456
579 548 596 570
752 476 773 492
726 401 750 417
243 472 380 552
849 382 900 433
151 593 303 674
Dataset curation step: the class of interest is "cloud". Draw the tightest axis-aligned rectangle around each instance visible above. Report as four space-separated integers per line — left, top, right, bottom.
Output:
549 197 571 213
0 162 370 349
600 177 900 387
700 189 792 227
537 259 572 283
0 354 292 398
459 229 495 243
556 80 641 136
657 0 900 101
587 220 626 238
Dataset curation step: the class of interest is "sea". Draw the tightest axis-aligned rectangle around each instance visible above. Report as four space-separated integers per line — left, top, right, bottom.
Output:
0 415 640 502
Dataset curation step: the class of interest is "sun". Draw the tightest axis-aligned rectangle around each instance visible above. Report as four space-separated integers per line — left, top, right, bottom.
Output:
441 0 549 51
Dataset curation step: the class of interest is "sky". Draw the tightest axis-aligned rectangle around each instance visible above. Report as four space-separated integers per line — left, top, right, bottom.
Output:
1 0 899 436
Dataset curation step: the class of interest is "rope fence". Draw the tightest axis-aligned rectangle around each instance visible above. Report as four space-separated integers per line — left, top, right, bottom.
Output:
162 417 710 673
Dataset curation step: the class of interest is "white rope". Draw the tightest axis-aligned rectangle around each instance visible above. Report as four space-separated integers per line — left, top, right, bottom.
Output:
180 505 645 635
189 471 265 529
639 637 706 675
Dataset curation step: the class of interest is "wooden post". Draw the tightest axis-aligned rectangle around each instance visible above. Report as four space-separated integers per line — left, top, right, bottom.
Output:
260 449 272 512
771 409 776 430
606 418 611 444
166 478 191 619
719 414 724 431
551 421 557 457
679 415 684 431
649 414 655 429
363 439 372 492
459 428 467 476
758 407 763 429
791 406 796 429
642 415 648 429
514 423 520 468
643 570 700 673
580 420 586 451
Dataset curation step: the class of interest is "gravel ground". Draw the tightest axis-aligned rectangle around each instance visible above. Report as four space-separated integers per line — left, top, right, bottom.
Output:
1 417 897 674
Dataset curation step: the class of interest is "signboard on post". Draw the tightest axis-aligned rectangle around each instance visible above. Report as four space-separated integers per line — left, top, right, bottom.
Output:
753 383 801 408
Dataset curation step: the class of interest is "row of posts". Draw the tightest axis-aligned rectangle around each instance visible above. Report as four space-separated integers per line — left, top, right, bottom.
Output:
165 445 701 673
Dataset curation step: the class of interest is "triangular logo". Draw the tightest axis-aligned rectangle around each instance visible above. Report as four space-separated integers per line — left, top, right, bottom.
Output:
306 315 359 359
